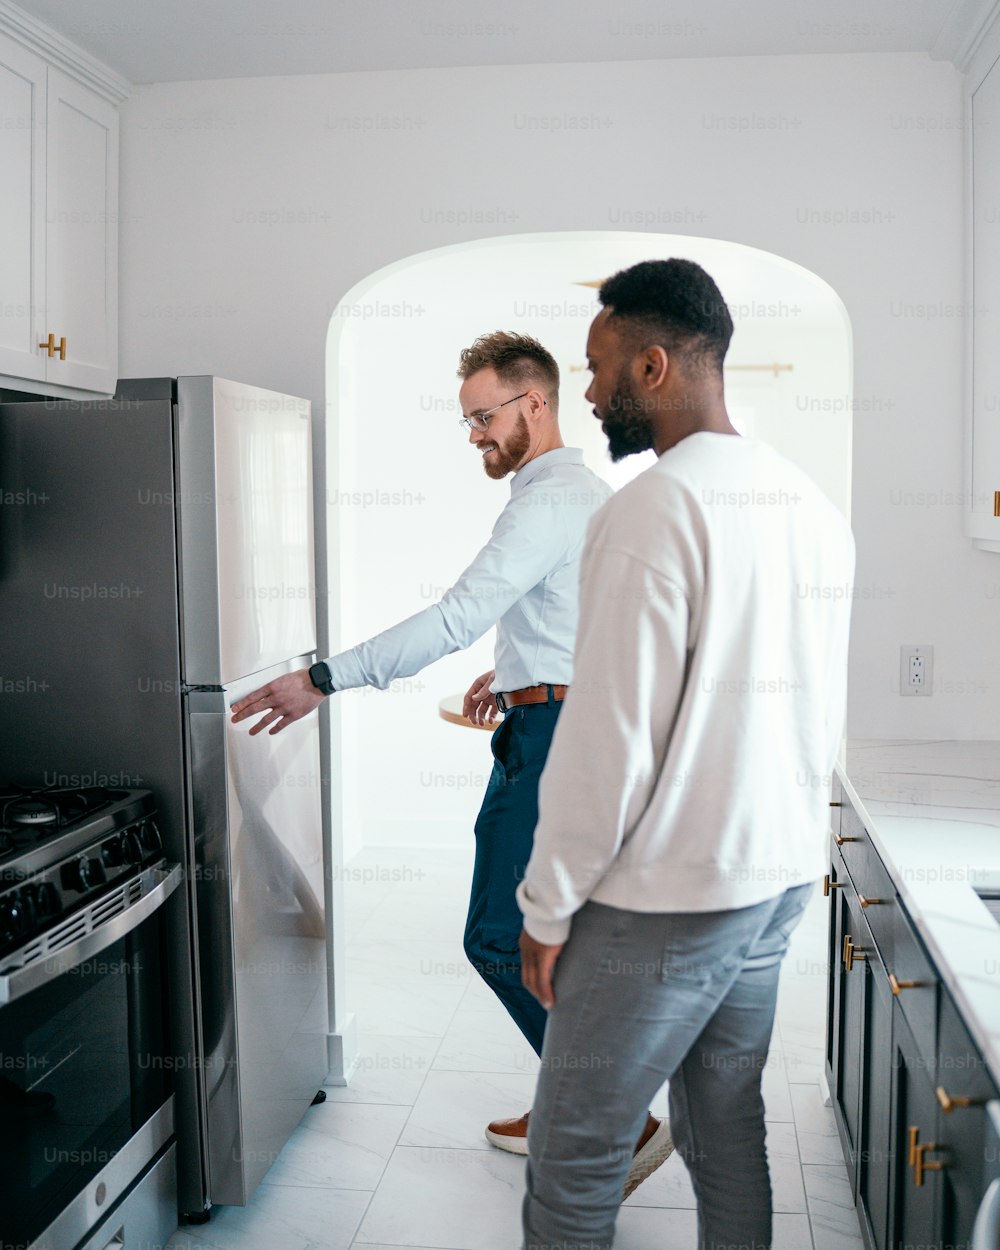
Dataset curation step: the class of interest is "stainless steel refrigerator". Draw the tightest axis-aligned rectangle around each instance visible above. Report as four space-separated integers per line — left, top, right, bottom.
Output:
0 376 328 1217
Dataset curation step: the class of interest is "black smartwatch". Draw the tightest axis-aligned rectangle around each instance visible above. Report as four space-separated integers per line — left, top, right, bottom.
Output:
308 661 336 696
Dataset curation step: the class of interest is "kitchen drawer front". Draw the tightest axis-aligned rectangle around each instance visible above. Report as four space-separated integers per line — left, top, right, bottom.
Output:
890 902 938 1067
829 774 844 842
853 851 895 969
841 877 884 981
836 797 895 967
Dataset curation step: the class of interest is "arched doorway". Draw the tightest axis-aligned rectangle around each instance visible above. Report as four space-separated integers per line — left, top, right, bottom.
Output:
324 230 852 861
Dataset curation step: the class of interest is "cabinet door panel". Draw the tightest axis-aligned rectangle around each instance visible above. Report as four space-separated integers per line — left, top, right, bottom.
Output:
891 1005 944 1248
858 956 893 1250
973 58 1000 544
44 68 118 393
937 992 1000 1243
0 32 45 381
836 887 869 1170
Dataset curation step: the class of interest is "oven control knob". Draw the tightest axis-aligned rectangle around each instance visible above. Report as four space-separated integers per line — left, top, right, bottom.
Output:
139 820 162 854
0 893 25 941
18 885 38 927
119 829 144 866
34 882 59 920
73 857 99 891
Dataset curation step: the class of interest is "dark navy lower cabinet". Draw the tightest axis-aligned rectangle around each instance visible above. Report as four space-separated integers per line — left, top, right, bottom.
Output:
826 774 1000 1250
858 952 893 1250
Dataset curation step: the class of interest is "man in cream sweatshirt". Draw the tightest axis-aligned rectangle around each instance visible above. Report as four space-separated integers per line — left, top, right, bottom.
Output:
516 258 855 1250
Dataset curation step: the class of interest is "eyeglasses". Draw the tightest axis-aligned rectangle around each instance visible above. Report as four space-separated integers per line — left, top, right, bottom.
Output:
458 391 529 433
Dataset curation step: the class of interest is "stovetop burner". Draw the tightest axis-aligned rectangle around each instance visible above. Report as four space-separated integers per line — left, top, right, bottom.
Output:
0 783 159 957
6 798 59 828
0 786 120 841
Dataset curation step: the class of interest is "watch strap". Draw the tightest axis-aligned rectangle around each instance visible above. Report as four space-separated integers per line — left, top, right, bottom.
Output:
308 661 336 696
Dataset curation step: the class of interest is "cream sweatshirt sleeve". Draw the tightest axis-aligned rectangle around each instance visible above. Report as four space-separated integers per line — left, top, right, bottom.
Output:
516 539 692 945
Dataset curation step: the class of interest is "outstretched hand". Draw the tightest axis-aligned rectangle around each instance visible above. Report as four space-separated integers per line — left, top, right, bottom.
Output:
229 667 326 736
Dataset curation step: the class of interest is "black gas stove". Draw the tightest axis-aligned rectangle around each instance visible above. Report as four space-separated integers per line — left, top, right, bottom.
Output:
0 784 162 960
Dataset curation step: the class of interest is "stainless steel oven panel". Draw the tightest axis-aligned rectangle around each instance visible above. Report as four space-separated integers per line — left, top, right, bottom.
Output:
0 864 182 1005
27 1100 174 1250
73 1144 177 1250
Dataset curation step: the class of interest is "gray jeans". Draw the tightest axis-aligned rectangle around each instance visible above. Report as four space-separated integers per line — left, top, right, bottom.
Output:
522 884 813 1250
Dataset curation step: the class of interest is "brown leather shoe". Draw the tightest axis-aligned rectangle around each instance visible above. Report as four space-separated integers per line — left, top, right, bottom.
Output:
485 1110 530 1155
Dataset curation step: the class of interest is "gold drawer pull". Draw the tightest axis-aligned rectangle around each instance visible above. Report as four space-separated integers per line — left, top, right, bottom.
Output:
823 874 844 896
908 1125 919 1167
888 973 923 995
858 895 883 908
936 1086 981 1113
844 937 868 972
37 333 67 360
835 834 858 846
914 1140 945 1187
830 801 843 807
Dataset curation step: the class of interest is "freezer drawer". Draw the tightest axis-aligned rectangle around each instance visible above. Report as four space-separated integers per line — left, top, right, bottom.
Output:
187 658 327 1206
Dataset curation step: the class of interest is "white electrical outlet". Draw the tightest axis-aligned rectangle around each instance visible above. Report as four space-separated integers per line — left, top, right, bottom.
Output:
899 644 934 697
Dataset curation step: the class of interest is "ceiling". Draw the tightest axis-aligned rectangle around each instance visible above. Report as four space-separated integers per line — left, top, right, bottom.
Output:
4 0 987 85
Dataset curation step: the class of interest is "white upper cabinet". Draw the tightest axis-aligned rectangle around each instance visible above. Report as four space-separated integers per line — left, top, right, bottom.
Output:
968 23 1000 553
44 68 118 393
970 53 1000 550
0 32 46 383
0 18 125 397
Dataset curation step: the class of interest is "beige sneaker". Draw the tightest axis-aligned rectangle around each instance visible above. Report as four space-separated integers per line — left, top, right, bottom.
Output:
623 1115 674 1198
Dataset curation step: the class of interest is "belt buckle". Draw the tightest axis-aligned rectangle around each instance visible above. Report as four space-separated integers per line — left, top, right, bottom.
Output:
496 691 508 714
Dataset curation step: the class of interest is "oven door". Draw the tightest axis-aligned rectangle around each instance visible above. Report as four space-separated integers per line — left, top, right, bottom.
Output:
0 863 181 1250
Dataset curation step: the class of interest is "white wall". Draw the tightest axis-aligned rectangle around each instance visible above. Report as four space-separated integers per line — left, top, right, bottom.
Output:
117 50 1000 761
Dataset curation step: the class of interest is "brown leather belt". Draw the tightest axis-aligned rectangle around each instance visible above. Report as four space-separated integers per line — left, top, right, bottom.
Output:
496 683 568 713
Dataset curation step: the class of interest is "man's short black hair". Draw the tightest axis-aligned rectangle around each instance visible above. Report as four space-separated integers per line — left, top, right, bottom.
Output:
598 259 734 378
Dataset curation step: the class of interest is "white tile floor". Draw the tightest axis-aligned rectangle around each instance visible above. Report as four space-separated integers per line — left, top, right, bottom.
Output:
166 847 866 1250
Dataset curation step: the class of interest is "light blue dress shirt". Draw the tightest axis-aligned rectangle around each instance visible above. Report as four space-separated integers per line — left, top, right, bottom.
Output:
323 447 612 694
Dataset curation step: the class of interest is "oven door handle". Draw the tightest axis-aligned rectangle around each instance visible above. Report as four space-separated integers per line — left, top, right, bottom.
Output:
0 863 183 1006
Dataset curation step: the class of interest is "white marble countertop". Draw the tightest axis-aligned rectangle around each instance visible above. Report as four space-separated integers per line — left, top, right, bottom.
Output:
838 739 1000 1083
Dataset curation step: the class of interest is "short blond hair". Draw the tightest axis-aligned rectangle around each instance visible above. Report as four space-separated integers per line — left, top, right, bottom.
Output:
457 331 559 408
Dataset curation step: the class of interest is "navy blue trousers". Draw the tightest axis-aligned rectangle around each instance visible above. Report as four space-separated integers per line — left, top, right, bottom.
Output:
463 695 562 1057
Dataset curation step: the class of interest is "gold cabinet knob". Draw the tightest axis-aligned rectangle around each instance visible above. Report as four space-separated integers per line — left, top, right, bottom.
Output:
888 973 923 995
823 874 844 896
835 834 858 846
858 895 882 908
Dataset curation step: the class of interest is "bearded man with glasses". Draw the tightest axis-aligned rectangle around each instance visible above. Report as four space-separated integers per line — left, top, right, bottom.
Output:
232 332 671 1187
